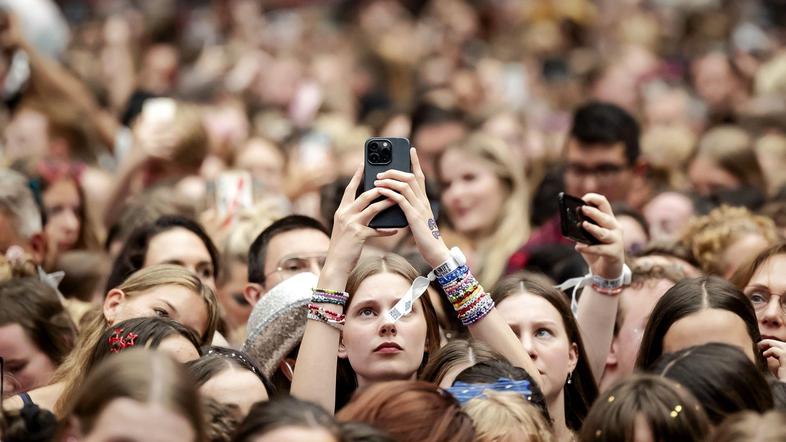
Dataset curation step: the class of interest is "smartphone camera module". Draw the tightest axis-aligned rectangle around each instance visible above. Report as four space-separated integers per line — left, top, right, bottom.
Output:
368 140 391 165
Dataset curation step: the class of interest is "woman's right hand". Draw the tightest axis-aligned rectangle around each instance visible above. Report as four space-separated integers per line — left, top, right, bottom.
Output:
322 164 398 276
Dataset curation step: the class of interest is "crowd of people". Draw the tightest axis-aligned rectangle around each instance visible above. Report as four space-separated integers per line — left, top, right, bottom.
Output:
2 0 786 440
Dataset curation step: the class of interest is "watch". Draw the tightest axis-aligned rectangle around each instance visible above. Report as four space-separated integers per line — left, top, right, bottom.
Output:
428 247 467 281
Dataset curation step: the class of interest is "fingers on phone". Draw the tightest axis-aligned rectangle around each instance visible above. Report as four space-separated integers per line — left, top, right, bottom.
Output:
581 205 616 228
582 221 611 243
581 193 612 213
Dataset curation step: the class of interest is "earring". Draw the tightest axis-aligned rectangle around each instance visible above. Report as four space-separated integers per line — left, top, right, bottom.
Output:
567 371 573 385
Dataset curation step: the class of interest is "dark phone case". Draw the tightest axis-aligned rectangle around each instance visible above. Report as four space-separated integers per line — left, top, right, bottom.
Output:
362 137 411 229
558 192 602 245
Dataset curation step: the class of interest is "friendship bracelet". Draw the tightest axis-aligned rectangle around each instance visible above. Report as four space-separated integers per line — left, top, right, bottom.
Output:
311 290 349 306
437 265 469 286
307 303 345 330
311 287 349 306
436 268 494 326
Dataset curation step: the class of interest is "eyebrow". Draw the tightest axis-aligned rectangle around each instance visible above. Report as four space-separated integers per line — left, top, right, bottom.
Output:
163 300 178 315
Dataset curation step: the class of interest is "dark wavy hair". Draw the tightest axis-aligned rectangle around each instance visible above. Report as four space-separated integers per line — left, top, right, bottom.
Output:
105 215 220 290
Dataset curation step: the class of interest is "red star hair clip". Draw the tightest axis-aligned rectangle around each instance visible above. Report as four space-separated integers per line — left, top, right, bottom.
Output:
108 328 139 353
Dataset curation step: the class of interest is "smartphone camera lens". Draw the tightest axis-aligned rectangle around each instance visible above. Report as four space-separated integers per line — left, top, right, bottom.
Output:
369 152 381 163
369 142 379 151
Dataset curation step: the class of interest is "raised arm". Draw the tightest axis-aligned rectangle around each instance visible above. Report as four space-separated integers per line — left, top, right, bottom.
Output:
573 193 625 382
374 148 541 384
290 165 396 413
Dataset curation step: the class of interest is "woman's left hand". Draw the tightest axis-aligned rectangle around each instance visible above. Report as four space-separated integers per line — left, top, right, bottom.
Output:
374 148 450 268
760 339 786 381
575 193 625 280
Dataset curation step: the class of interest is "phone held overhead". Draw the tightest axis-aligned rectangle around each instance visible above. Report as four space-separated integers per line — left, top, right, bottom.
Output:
361 137 411 229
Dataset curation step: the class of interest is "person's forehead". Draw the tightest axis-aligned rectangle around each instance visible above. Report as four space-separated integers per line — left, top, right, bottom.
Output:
565 139 628 164
266 229 328 262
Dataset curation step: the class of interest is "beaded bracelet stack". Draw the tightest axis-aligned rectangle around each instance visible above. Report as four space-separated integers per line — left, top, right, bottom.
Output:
307 288 348 330
438 265 494 326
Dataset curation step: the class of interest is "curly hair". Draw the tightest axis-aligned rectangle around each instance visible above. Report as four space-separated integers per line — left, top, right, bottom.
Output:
680 205 779 275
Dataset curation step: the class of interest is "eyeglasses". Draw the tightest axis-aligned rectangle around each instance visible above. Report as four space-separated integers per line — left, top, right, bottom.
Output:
265 253 327 279
565 162 629 184
746 289 786 314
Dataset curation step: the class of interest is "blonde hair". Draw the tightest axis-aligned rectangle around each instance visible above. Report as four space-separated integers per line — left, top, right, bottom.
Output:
59 349 205 442
464 391 555 442
680 205 779 275
438 132 530 287
712 410 786 442
53 264 218 415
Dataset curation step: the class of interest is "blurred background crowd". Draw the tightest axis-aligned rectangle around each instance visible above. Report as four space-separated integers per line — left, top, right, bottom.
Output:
2 0 786 440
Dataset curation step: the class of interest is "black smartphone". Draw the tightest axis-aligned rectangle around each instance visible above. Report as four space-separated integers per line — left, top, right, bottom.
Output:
558 192 602 245
362 137 411 229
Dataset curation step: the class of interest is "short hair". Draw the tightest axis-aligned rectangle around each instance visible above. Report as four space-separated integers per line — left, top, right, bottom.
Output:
0 278 76 366
105 215 221 291
579 374 710 442
247 215 328 285
569 101 641 165
649 343 774 424
0 169 43 238
232 396 341 442
410 102 465 137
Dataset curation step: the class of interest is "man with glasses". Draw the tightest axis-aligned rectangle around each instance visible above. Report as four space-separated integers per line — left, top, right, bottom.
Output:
244 215 330 306
506 101 643 274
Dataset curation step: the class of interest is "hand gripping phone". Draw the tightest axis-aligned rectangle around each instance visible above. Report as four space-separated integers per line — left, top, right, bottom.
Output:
558 192 602 245
362 137 411 229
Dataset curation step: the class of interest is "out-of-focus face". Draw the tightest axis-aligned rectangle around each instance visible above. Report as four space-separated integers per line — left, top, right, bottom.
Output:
218 261 253 332
600 278 674 392
3 108 49 164
104 284 210 340
341 272 428 386
662 308 755 362
618 215 648 254
0 323 56 395
564 139 633 204
145 228 216 293
200 367 269 415
156 335 200 364
251 427 337 442
743 254 786 373
687 156 741 196
642 192 694 241
81 398 195 442
43 178 82 253
412 122 467 175
720 234 771 279
236 139 285 194
439 149 506 238
262 229 330 292
692 52 740 110
497 292 577 401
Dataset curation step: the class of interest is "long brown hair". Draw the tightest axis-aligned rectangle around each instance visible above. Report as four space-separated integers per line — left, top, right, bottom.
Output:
58 349 205 442
491 273 599 431
578 374 710 442
336 254 441 408
53 264 218 415
336 380 475 442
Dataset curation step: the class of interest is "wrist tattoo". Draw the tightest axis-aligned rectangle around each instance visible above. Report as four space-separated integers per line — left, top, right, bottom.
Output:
427 218 441 239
